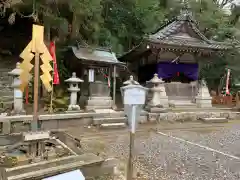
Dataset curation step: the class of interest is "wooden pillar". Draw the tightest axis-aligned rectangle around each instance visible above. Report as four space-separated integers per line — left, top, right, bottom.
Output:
113 65 117 106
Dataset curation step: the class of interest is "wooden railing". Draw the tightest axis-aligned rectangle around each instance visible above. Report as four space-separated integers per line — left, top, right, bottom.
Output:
164 82 198 101
212 95 235 106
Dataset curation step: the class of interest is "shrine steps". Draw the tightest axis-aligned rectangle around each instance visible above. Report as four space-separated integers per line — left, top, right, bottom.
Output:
170 107 232 112
169 100 196 108
86 105 112 110
0 64 14 113
93 110 127 129
199 117 228 123
93 117 127 129
86 97 113 110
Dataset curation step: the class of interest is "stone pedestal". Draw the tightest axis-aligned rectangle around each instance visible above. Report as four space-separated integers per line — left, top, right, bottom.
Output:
196 80 212 108
8 62 26 115
86 81 113 110
65 72 83 112
146 74 169 112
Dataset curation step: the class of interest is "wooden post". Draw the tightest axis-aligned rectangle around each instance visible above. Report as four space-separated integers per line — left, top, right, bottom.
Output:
32 51 40 131
113 65 117 106
49 58 54 114
127 105 136 180
127 131 134 180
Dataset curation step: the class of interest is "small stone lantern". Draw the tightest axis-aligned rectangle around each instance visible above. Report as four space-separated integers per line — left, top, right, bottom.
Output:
123 75 139 85
196 79 212 108
8 62 26 115
147 74 169 111
65 72 83 112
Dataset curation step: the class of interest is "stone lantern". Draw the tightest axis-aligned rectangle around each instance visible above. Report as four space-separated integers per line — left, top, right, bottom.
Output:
8 62 26 115
146 73 168 112
65 72 83 112
196 79 212 108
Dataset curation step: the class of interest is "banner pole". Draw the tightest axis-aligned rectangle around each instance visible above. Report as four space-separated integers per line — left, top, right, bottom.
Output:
49 41 56 113
49 63 54 113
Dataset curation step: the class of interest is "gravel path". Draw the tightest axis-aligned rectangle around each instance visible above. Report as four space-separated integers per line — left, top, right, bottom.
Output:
79 123 240 179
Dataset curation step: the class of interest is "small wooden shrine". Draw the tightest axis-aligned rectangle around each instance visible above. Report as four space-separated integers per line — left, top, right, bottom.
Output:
119 5 232 104
67 44 124 110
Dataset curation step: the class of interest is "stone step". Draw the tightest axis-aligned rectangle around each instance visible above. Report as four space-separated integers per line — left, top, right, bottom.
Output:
100 123 126 129
0 68 12 73
0 75 12 81
200 117 228 123
93 117 127 125
93 110 125 118
171 107 232 112
89 96 112 100
0 79 12 85
86 105 112 110
169 101 196 108
0 85 12 89
87 99 113 106
0 91 13 97
0 95 13 102
6 155 82 177
5 153 104 180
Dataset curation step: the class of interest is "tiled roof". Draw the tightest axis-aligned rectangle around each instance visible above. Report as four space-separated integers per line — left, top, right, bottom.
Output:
72 45 124 64
147 9 232 50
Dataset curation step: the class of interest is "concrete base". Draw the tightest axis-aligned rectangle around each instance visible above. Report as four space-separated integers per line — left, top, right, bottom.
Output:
65 110 84 114
3 153 112 180
11 109 26 116
147 107 168 113
199 117 228 123
67 104 81 111
2 121 11 134
92 109 127 129
100 123 126 129
159 97 169 108
196 97 212 108
86 96 113 110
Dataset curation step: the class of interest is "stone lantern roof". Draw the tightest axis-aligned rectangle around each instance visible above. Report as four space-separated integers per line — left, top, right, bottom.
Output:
65 72 83 83
8 62 22 76
148 74 164 84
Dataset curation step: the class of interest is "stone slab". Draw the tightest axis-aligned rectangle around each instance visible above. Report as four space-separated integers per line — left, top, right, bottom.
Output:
5 153 104 180
199 117 228 123
93 117 127 125
2 121 11 134
148 107 168 113
94 109 116 113
100 123 126 129
87 99 113 106
89 96 112 100
85 105 112 110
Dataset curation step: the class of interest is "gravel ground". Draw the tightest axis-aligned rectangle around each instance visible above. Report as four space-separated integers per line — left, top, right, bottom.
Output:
80 124 240 180
169 124 240 158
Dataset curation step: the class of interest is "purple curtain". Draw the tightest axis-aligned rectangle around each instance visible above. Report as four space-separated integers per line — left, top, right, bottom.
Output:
157 62 198 80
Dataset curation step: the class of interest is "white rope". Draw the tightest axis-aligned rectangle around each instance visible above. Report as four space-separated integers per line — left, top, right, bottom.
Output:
157 131 240 160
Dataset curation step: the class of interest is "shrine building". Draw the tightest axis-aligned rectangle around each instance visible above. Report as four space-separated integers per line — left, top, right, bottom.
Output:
119 6 232 105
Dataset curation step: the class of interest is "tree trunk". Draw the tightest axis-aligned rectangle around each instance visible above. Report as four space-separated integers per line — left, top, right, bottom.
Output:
71 12 80 39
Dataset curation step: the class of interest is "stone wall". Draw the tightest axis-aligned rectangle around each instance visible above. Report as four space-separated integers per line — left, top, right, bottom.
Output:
4 153 118 180
0 111 239 134
0 60 15 113
147 111 240 123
